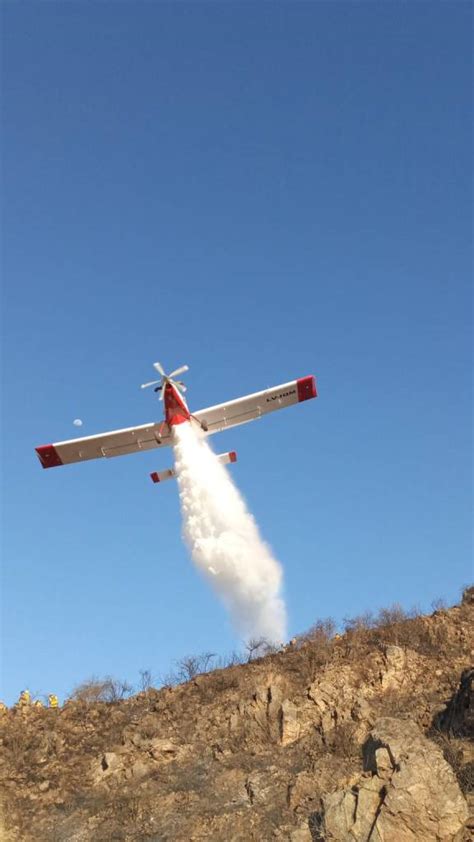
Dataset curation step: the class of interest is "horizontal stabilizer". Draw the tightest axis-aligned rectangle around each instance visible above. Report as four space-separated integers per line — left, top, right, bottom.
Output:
150 451 237 484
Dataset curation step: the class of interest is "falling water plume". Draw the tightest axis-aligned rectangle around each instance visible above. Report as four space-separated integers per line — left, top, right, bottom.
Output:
172 423 287 644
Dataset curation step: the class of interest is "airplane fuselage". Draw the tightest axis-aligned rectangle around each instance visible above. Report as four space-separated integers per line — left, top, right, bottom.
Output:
164 382 191 427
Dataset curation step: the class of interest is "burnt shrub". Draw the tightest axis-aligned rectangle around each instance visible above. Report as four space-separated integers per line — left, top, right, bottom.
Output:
341 603 452 659
69 676 134 704
430 731 473 794
326 722 359 760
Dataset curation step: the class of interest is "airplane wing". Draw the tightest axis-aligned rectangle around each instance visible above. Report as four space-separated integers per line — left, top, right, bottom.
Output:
193 375 317 435
35 376 317 469
36 421 172 469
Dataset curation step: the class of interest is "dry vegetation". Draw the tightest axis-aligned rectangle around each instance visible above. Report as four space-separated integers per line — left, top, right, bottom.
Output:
65 592 472 701
0 589 472 842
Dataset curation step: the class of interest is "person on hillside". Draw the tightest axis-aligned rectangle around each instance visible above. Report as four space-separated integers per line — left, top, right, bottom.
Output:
48 694 59 709
17 689 31 708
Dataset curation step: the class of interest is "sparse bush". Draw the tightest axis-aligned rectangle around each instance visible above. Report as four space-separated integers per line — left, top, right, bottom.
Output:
339 602 452 658
175 652 217 681
176 655 202 682
461 584 474 606
160 652 219 685
309 810 325 840
296 618 336 655
343 604 414 638
283 619 337 683
138 669 154 692
376 603 410 627
343 610 374 635
197 651 217 672
430 730 473 794
3 721 32 763
296 644 332 684
378 688 420 718
459 760 474 793
327 722 359 760
218 649 246 668
197 668 241 702
431 597 447 612
69 676 134 704
245 637 275 661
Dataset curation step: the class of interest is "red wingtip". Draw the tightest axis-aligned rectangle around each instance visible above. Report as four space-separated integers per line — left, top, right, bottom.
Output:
150 472 160 483
297 375 317 402
229 451 237 463
35 445 63 469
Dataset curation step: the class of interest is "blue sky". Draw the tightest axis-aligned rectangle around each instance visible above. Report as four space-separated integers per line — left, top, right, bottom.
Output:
2 2 472 705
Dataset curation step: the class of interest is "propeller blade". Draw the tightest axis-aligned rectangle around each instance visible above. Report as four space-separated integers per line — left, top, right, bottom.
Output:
141 380 161 389
169 364 189 378
159 386 165 400
153 361 165 376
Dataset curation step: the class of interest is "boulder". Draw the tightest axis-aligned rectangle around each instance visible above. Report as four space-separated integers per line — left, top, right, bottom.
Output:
149 737 179 759
320 717 468 841
380 645 406 689
280 700 300 746
92 751 125 783
245 767 278 805
287 770 321 813
125 758 152 781
308 665 376 742
289 824 312 841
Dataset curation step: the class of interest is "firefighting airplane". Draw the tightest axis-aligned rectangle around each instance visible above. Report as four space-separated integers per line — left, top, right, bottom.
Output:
35 362 317 484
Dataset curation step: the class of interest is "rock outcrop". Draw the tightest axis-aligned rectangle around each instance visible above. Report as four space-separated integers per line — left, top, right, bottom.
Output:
0 596 472 841
320 717 468 841
436 667 473 738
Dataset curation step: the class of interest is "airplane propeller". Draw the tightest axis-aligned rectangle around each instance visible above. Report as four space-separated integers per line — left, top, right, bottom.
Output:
140 362 189 400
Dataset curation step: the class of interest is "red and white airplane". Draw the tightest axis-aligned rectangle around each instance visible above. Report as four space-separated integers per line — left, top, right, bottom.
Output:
35 362 317 484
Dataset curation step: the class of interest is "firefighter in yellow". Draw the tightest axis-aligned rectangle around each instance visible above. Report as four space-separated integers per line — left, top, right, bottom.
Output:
48 694 59 709
17 689 31 708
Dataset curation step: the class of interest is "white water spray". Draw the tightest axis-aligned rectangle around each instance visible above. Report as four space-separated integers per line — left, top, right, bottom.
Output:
172 423 287 644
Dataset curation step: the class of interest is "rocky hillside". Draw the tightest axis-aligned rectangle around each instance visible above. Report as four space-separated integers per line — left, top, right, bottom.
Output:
1 591 473 841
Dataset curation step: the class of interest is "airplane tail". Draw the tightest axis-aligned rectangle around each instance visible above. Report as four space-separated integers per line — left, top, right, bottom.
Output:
150 451 237 484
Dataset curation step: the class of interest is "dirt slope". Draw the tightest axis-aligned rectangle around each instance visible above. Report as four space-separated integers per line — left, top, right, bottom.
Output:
1 591 473 841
